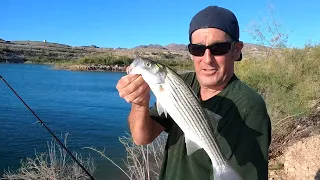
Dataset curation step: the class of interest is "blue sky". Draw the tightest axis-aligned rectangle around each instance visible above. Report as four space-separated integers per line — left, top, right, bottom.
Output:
2 0 320 48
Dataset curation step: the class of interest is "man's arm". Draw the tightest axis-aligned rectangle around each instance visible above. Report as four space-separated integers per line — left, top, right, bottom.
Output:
128 104 165 145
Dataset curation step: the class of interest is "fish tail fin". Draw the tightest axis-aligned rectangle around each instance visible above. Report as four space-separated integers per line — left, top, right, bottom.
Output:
213 165 243 180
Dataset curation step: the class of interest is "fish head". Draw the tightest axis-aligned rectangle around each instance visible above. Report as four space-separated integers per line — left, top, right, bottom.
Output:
127 57 166 85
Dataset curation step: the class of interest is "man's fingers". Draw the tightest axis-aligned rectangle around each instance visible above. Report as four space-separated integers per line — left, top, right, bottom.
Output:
116 74 140 90
116 73 150 106
132 87 150 104
119 76 147 98
124 82 150 103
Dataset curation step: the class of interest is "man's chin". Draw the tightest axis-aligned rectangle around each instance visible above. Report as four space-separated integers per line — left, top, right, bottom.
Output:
196 70 220 84
198 76 219 87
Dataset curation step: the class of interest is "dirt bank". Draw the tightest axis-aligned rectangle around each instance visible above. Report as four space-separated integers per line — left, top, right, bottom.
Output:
268 106 320 180
269 134 320 180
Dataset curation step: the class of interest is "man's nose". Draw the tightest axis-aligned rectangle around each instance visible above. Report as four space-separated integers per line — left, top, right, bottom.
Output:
203 49 215 63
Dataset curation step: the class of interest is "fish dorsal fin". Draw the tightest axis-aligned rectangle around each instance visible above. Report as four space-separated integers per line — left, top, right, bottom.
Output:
155 84 168 118
185 136 202 155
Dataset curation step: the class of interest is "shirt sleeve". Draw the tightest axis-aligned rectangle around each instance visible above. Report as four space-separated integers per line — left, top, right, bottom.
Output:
228 106 272 180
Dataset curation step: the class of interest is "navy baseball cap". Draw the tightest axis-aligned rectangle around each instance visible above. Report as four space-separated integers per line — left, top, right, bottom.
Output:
189 6 242 61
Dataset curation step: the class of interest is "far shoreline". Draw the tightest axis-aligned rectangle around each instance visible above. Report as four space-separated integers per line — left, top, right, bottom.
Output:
53 64 127 72
0 61 194 74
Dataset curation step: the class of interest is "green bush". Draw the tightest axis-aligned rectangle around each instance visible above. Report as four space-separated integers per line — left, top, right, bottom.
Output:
235 45 320 123
0 46 11 52
77 54 133 66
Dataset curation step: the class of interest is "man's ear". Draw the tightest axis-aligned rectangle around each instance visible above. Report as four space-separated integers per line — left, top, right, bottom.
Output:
233 41 243 60
189 54 193 60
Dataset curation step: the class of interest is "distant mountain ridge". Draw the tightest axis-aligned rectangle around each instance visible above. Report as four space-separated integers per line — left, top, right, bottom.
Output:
134 44 166 50
133 42 268 52
0 38 270 63
165 44 188 51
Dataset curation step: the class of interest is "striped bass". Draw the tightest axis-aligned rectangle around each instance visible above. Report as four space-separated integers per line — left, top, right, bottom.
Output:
127 57 242 180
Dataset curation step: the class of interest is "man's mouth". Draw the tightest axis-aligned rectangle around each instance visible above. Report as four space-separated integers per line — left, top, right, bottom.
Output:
201 68 217 75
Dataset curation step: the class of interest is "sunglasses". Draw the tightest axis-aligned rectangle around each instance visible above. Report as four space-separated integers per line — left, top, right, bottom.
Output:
188 41 235 57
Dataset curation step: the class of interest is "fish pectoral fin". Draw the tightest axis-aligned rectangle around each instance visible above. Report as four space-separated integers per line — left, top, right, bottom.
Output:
185 137 202 155
155 84 168 117
156 99 168 117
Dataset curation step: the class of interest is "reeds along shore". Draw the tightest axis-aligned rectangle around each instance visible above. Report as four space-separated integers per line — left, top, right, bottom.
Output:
66 64 127 72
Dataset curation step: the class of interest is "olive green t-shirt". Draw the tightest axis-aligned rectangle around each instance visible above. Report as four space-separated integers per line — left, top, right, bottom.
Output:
149 72 272 180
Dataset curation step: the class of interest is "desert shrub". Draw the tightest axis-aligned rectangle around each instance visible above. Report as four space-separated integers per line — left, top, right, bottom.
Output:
78 54 133 66
235 45 320 123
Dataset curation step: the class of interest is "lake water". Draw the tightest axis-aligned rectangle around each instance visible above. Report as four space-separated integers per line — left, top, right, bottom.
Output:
0 64 156 180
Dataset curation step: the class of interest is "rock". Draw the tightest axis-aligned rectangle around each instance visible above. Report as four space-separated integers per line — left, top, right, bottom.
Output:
286 167 295 173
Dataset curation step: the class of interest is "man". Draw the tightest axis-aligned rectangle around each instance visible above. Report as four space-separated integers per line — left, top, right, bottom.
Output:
116 5 271 180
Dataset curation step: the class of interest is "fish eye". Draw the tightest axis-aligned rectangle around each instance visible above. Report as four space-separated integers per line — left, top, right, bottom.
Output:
146 62 151 67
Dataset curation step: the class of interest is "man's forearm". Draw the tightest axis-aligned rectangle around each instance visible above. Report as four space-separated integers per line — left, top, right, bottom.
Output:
128 104 164 145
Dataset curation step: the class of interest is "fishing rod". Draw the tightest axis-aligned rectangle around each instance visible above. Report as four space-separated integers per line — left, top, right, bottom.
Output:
0 75 95 180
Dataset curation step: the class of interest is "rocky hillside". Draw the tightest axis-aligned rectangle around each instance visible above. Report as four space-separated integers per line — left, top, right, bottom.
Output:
134 43 188 51
165 43 188 51
0 38 270 63
0 40 110 63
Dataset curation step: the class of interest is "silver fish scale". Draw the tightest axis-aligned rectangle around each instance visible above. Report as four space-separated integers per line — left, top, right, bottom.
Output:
165 69 227 167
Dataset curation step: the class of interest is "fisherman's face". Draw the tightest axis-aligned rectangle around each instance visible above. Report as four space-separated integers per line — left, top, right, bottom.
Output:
190 28 242 89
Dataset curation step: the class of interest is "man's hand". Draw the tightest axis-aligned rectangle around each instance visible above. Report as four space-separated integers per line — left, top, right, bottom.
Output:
116 74 150 107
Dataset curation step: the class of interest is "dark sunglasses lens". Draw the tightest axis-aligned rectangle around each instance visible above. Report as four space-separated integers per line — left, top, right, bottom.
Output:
188 44 206 56
209 42 231 55
189 42 232 56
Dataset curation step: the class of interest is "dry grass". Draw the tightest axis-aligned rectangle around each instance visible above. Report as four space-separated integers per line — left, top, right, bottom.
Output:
2 133 96 180
119 133 167 180
86 133 167 180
